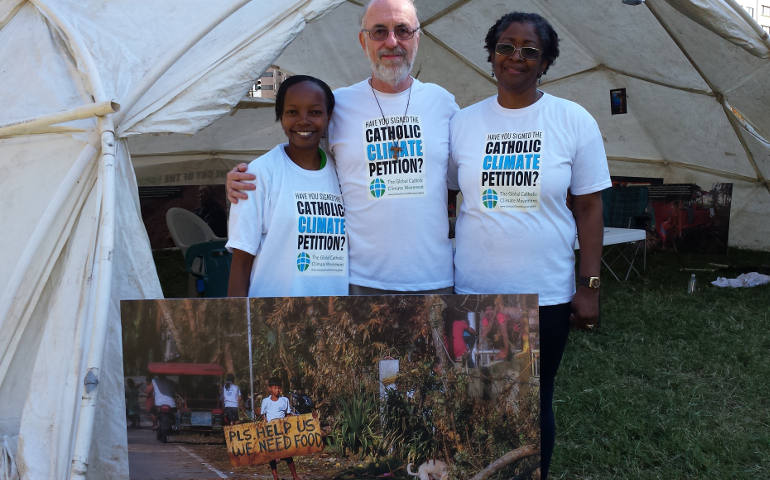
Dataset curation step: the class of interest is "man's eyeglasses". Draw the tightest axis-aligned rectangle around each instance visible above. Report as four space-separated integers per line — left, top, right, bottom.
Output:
361 25 420 41
495 43 541 60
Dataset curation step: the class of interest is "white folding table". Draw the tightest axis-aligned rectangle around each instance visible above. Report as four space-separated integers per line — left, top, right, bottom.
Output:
574 227 646 281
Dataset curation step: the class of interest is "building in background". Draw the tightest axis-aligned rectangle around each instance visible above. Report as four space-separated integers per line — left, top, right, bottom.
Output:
737 0 770 33
248 65 291 99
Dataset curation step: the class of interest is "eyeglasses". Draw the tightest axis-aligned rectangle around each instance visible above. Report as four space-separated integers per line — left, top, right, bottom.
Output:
495 43 541 60
361 25 420 41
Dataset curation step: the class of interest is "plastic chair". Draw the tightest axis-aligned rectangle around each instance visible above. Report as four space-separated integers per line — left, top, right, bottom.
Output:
165 207 226 256
602 186 650 229
185 240 231 297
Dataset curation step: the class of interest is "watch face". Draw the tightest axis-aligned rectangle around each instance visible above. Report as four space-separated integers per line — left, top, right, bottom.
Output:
589 277 600 288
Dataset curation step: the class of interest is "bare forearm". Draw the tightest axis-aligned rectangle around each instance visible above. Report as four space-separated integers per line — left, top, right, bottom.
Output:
228 249 254 297
571 191 603 324
573 192 603 277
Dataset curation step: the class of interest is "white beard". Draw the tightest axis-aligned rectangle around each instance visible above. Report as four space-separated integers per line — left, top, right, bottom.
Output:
368 46 416 87
371 57 412 86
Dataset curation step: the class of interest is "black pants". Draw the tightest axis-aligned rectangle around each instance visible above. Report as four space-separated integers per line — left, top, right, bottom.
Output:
538 303 572 479
224 407 239 424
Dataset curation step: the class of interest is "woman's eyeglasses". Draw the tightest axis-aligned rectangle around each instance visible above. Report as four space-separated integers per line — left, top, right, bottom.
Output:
361 25 420 41
495 43 541 60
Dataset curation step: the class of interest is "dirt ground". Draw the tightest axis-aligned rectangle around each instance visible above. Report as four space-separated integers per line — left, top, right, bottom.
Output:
155 432 409 480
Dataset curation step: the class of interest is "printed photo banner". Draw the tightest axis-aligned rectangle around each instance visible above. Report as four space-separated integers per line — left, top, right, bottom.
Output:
224 413 324 466
120 295 541 478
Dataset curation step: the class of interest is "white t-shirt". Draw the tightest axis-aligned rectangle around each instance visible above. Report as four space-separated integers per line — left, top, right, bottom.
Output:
260 396 292 423
222 383 241 408
226 144 348 297
152 377 176 408
450 93 611 305
329 78 459 290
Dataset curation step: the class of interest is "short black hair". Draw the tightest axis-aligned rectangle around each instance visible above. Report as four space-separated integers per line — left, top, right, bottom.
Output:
274 75 335 121
484 12 559 76
268 377 281 387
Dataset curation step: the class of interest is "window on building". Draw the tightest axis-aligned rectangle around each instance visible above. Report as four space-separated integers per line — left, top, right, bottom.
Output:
762 5 770 16
763 24 770 34
744 5 754 16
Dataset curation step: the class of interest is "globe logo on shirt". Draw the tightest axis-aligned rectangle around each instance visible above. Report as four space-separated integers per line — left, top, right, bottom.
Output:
296 252 311 272
369 178 386 198
481 189 498 209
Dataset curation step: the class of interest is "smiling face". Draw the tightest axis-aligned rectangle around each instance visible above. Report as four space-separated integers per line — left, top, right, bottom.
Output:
492 22 549 99
359 0 419 92
280 80 329 153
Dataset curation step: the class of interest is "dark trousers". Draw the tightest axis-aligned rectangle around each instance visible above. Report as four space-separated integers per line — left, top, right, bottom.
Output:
224 406 239 424
538 303 572 479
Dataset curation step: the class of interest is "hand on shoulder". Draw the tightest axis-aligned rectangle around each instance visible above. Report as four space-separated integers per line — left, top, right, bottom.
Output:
226 163 256 203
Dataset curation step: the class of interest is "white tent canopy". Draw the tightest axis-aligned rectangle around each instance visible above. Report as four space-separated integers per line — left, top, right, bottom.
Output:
0 0 768 479
130 0 770 249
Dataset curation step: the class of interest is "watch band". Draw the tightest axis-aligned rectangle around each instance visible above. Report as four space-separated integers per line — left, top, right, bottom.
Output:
577 276 601 289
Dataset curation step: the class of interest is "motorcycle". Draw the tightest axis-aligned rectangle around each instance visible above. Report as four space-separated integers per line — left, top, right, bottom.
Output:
156 404 176 443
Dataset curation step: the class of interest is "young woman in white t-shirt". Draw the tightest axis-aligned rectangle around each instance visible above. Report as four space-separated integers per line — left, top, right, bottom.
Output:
227 75 348 297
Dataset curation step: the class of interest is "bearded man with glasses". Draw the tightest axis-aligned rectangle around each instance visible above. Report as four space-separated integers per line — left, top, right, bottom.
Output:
228 0 458 295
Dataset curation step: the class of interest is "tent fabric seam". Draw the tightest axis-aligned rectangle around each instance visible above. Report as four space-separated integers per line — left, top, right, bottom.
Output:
607 156 763 183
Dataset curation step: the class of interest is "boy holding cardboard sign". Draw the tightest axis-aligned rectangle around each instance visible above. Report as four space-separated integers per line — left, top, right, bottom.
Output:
261 378 301 480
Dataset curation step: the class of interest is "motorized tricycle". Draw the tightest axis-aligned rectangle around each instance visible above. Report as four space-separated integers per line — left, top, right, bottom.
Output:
147 362 225 441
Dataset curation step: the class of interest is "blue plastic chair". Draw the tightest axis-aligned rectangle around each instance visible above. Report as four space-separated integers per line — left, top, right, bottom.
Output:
184 240 231 297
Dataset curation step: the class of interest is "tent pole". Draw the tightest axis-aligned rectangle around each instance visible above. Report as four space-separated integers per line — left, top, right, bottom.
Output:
29 3 137 477
717 99 770 194
29 3 124 479
247 300 255 420
69 120 117 480
646 1 769 194
0 101 119 138
0 1 25 30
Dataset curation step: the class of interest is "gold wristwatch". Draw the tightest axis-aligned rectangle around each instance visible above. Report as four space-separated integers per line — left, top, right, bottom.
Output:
577 276 601 289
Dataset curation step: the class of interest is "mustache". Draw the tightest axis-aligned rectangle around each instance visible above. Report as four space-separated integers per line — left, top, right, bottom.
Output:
377 47 406 58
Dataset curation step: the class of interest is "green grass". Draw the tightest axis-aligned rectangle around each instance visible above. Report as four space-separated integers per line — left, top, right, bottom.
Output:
552 249 770 479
